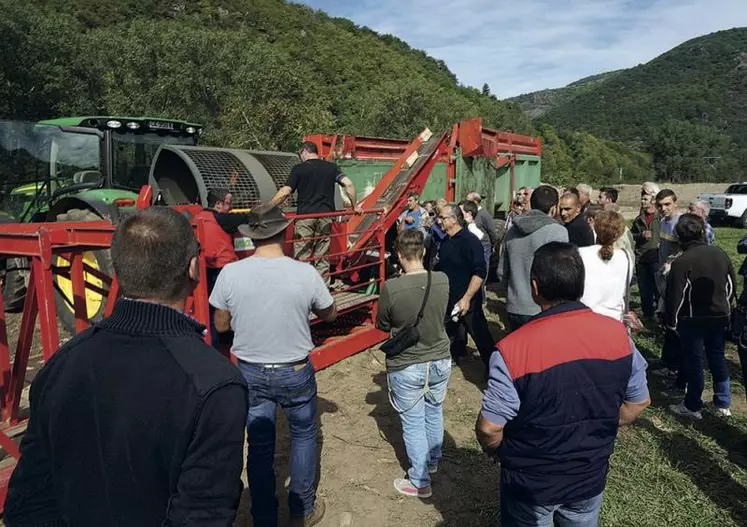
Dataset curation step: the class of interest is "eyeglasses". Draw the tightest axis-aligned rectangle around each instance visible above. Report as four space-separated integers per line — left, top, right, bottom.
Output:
438 214 454 221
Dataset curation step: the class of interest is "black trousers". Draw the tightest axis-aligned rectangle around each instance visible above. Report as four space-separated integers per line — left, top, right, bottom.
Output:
446 300 496 370
636 260 659 319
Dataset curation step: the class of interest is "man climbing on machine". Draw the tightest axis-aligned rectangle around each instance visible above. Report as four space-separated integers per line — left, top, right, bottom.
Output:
268 141 361 286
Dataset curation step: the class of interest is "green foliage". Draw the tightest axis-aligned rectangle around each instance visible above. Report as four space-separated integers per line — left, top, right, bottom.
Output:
0 0 652 188
647 119 738 183
539 125 653 187
518 28 747 182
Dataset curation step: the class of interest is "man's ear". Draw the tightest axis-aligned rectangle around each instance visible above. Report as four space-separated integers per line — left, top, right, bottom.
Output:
548 205 558 218
188 256 200 284
531 279 539 299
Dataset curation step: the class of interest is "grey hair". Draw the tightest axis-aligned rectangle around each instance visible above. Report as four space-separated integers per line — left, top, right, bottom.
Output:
690 199 710 216
641 181 660 196
576 183 592 196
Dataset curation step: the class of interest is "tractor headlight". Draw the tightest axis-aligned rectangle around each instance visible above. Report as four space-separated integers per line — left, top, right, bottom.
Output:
107 120 122 129
126 121 140 130
186 126 196 134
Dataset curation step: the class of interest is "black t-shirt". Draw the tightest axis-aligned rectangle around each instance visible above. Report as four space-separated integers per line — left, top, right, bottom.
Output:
286 159 344 214
565 214 595 248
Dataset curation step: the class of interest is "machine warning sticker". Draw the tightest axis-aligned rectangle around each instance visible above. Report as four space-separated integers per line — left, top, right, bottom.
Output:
234 237 255 251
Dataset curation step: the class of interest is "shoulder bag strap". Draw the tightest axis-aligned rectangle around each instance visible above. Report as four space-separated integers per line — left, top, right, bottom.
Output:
414 271 432 326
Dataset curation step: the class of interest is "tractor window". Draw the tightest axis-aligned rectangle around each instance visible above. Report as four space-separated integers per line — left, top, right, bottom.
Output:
0 121 102 221
111 132 196 191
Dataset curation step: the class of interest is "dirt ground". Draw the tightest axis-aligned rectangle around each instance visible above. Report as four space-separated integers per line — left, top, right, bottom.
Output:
2 284 746 526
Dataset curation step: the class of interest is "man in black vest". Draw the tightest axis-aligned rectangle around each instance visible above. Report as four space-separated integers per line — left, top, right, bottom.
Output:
476 242 650 526
5 208 248 526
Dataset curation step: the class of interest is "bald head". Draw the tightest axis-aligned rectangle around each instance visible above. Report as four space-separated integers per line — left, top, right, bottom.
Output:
559 193 581 224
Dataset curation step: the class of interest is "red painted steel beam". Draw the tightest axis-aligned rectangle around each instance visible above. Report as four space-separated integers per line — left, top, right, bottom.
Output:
310 323 387 371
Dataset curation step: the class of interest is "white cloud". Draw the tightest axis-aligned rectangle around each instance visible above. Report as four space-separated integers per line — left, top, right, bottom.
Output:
300 0 747 98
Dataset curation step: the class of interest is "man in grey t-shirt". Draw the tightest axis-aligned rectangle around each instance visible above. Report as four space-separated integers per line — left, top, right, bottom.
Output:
210 205 336 527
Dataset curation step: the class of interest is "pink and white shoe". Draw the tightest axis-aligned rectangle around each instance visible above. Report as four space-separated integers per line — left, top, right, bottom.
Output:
393 478 432 498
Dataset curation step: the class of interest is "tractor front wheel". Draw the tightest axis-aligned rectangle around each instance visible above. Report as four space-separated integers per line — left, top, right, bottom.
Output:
54 209 114 333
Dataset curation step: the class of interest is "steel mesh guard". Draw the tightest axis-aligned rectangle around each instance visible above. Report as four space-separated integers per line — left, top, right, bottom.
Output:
181 150 261 208
251 152 301 207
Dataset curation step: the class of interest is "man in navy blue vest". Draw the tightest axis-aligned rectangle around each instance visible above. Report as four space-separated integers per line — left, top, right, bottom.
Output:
476 242 650 526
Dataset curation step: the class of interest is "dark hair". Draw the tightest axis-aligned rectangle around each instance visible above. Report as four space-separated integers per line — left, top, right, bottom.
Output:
599 187 618 203
531 242 585 303
594 211 625 261
298 141 318 155
459 199 478 219
655 189 677 202
529 185 559 214
112 207 199 303
395 229 425 261
676 213 705 244
407 192 420 200
207 187 230 208
565 188 580 198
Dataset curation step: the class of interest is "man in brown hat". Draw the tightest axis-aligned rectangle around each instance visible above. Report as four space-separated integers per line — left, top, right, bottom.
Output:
210 204 337 527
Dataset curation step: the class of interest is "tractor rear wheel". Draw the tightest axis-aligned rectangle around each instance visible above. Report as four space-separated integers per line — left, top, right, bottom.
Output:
54 209 114 333
2 257 29 312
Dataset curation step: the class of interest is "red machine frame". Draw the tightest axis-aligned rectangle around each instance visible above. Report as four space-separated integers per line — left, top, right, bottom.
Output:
306 117 542 203
0 120 542 511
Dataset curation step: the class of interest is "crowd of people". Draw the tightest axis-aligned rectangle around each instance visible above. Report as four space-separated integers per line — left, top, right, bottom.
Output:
3 138 745 527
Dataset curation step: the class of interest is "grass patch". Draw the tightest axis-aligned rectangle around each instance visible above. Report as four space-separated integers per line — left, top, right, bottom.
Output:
602 225 747 526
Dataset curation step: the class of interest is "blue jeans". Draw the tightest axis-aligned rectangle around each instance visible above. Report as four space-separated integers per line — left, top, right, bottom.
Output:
501 489 604 527
238 360 318 526
387 359 451 489
680 323 731 411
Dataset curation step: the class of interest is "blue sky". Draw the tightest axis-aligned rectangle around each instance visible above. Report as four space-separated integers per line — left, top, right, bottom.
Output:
299 0 747 99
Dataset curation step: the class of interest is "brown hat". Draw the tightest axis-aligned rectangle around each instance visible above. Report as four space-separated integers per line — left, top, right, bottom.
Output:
238 204 291 240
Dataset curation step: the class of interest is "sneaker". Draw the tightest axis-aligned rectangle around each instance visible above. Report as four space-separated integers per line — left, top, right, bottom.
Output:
652 367 677 379
393 478 432 498
289 498 326 527
428 464 438 474
669 402 703 420
715 407 732 417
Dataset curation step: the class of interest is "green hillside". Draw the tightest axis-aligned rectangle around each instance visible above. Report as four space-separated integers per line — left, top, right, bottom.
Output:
518 28 747 182
512 70 623 119
0 0 653 185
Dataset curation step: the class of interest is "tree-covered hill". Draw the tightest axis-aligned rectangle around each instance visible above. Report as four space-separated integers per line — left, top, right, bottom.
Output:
0 0 654 185
514 28 747 182
511 70 623 119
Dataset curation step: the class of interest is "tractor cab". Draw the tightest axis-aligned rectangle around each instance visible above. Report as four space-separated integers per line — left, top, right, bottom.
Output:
0 117 202 222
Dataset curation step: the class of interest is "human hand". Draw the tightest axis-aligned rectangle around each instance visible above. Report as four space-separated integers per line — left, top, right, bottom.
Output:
457 296 471 316
404 216 414 224
353 204 363 215
643 231 652 241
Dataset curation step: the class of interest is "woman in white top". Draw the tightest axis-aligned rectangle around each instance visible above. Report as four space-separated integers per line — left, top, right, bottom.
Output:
578 210 633 321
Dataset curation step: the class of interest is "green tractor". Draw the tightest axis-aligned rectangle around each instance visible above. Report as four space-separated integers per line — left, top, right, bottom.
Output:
0 116 202 331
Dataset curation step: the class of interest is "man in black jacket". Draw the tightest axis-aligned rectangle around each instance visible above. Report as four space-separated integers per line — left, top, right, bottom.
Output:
4 207 248 526
666 214 736 420
559 192 594 247
435 203 495 369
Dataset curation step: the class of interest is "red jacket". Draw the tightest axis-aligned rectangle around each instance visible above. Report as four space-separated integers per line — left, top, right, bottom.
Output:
194 210 239 269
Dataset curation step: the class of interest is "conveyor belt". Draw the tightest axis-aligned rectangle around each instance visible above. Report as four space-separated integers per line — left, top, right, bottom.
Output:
310 291 378 322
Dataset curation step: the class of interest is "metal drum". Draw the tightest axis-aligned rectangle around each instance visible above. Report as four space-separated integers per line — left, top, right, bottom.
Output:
148 145 301 209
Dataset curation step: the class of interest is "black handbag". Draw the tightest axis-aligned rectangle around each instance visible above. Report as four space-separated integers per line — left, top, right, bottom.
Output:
380 271 432 358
